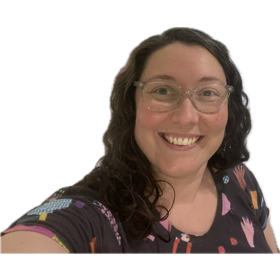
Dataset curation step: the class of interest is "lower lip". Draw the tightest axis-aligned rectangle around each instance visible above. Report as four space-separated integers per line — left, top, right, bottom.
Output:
160 135 203 151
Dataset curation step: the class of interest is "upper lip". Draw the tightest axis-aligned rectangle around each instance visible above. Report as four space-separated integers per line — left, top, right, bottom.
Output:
159 132 203 138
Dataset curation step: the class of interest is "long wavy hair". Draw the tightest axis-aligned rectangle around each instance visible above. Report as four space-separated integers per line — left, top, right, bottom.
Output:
74 27 251 242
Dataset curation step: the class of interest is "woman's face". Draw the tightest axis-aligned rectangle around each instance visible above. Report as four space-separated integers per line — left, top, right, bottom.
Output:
134 43 228 181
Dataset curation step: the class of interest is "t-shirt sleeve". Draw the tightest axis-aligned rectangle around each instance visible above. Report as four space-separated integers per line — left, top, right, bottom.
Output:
2 187 124 253
242 165 269 230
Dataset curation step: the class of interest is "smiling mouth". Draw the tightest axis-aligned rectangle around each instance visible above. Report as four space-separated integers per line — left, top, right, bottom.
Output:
163 135 201 146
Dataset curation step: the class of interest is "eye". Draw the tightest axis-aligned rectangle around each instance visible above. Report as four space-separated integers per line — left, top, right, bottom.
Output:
146 85 175 95
154 87 172 95
196 87 222 98
201 90 219 97
144 82 180 103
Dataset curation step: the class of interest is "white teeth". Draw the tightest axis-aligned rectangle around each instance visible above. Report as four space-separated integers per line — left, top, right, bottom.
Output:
183 138 189 146
164 135 200 146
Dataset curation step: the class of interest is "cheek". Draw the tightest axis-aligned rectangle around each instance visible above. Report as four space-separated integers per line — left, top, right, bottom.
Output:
209 107 228 136
135 108 160 143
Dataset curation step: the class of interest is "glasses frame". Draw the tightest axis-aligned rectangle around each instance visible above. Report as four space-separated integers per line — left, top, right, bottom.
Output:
134 80 234 114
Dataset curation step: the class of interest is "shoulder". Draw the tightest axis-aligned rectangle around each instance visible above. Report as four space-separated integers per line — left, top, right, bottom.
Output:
1 231 68 253
2 186 126 253
213 163 259 190
216 163 269 229
215 163 264 202
226 163 262 194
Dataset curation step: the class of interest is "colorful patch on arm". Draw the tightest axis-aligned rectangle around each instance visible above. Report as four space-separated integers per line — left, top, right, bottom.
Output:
27 199 72 215
93 201 122 246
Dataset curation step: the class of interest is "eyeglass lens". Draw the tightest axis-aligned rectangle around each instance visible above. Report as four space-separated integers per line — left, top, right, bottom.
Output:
142 82 229 113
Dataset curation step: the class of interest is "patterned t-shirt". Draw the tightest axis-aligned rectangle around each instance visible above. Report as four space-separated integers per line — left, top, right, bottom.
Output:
1 163 272 253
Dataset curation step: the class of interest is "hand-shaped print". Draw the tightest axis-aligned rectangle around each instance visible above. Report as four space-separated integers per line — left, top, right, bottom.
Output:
240 216 255 248
233 166 246 191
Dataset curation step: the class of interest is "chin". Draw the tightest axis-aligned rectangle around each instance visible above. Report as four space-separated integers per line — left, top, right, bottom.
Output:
153 160 206 181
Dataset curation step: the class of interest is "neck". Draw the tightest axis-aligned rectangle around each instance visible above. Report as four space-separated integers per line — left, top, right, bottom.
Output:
154 163 213 214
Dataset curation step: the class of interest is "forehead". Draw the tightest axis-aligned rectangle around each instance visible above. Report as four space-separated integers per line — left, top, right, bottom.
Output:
140 43 226 86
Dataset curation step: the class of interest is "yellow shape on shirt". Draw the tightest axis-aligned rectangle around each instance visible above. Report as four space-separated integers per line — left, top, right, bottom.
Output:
52 236 70 253
39 213 48 221
250 191 259 209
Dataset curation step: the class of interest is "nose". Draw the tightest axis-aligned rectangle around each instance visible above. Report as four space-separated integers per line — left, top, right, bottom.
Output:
171 94 200 126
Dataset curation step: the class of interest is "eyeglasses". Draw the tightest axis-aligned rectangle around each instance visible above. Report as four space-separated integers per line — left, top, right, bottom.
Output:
134 80 234 114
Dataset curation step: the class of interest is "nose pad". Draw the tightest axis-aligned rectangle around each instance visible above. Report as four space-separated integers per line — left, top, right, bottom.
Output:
182 90 192 99
180 91 196 110
180 91 213 114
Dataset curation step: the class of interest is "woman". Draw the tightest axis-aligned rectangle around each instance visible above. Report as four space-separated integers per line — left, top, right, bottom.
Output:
1 27 278 253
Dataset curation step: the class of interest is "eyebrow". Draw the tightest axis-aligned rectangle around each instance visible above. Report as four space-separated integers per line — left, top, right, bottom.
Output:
146 74 225 85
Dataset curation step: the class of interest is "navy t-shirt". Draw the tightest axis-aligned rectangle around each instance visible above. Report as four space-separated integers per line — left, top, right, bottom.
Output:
2 163 272 253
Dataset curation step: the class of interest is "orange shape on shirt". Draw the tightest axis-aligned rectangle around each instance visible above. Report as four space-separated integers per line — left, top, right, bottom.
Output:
250 191 259 209
90 237 96 253
186 242 192 254
172 238 180 254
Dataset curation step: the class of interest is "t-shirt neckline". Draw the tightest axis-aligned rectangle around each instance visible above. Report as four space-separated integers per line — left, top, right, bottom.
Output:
156 167 223 247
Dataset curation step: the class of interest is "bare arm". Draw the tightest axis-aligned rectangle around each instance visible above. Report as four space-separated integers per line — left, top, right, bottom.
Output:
264 220 279 253
1 231 68 253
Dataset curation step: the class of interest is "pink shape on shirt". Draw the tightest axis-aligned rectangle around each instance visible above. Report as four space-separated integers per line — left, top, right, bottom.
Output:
4 224 55 238
222 193 231 215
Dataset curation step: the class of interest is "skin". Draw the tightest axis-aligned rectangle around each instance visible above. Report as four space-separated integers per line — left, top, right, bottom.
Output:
135 43 228 201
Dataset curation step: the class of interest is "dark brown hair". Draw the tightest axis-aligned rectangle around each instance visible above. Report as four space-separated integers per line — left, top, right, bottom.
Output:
74 28 251 242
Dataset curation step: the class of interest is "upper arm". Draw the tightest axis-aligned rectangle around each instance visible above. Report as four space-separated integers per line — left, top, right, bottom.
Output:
1 231 69 254
264 220 279 253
